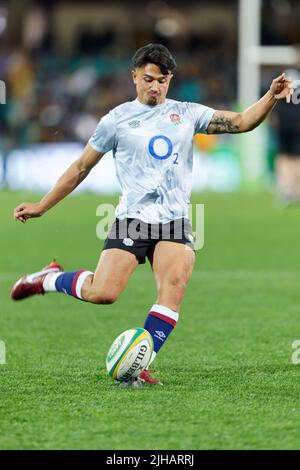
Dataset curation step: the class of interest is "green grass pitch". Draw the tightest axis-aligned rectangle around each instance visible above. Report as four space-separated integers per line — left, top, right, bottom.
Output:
1 189 300 450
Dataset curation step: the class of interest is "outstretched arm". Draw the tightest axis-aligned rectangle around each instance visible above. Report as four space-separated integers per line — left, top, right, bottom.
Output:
207 74 293 135
14 144 103 223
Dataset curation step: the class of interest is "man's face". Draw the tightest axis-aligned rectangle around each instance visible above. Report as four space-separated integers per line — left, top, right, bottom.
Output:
132 63 173 106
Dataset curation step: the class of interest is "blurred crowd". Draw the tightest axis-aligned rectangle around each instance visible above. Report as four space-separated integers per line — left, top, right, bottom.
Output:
2 0 300 156
0 37 236 151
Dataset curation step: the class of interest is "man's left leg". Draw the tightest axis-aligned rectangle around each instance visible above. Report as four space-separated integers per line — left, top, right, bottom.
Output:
140 241 195 384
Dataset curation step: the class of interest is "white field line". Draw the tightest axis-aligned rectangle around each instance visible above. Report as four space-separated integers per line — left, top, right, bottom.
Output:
132 269 300 280
1 270 300 283
0 273 19 281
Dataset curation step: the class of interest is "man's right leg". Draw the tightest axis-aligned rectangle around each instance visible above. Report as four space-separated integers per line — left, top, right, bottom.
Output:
82 249 138 304
11 249 139 304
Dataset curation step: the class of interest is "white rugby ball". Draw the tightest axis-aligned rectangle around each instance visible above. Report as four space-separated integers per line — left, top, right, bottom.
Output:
106 328 153 381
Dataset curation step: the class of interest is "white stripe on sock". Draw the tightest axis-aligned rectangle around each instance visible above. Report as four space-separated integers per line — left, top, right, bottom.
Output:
75 271 93 300
151 304 179 323
43 272 63 292
148 350 157 367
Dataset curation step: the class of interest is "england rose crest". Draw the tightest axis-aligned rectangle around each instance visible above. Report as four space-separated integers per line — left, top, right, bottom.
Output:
170 114 181 125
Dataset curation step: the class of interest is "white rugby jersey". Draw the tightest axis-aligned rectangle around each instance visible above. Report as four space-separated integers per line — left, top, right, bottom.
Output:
89 98 215 223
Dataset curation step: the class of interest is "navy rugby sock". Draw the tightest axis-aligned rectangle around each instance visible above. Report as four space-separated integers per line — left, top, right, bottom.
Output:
43 270 93 300
143 304 179 364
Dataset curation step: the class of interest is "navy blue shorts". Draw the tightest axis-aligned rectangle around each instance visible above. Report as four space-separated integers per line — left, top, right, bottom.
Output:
103 218 195 264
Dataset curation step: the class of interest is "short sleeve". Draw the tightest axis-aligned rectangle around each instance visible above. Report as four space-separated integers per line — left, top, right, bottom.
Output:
187 102 215 135
88 111 116 153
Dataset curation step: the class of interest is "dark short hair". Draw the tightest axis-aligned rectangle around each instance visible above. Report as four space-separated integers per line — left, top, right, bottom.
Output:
132 43 177 75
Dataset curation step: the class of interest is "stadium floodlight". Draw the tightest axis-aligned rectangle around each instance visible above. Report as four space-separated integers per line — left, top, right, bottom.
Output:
238 0 298 186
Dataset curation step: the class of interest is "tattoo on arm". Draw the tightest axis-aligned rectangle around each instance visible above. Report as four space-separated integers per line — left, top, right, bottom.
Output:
207 113 240 134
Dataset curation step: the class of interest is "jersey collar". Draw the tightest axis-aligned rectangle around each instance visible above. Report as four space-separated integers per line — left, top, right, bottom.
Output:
134 98 168 110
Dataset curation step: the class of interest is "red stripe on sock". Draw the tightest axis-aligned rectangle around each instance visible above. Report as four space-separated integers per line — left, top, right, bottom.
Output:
71 270 85 298
149 311 177 327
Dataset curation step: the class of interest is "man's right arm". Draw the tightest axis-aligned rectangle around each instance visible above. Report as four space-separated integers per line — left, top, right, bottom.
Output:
14 144 103 223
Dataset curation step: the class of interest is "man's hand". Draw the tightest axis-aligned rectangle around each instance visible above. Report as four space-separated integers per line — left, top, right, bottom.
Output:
270 74 293 103
14 202 45 223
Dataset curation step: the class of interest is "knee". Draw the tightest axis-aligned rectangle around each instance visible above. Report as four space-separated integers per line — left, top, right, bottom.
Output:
85 289 119 305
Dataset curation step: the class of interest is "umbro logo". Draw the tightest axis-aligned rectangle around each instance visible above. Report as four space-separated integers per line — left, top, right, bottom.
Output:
122 238 134 247
154 330 166 342
128 120 141 128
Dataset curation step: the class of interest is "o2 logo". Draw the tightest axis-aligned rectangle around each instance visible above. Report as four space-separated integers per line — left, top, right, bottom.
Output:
148 135 179 165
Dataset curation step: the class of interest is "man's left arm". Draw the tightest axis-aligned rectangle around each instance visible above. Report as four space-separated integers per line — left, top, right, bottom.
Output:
207 74 293 135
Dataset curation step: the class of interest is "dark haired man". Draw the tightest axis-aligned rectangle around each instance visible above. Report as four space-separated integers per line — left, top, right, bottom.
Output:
11 44 293 386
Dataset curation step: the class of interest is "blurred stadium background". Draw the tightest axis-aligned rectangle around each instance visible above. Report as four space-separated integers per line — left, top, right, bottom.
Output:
2 0 300 451
1 0 300 193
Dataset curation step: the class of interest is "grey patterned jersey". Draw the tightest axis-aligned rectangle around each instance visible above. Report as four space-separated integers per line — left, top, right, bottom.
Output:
89 98 215 223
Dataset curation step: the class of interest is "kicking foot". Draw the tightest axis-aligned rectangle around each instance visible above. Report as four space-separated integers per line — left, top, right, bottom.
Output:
11 261 63 301
119 370 163 388
138 369 163 386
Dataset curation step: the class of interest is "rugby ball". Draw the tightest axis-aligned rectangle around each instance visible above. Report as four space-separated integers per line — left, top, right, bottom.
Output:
106 328 153 381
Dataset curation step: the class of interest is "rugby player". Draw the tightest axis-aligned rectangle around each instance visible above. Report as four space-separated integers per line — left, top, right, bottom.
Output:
11 44 293 386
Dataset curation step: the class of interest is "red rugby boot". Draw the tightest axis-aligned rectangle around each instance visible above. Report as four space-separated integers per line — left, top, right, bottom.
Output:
11 262 63 301
138 369 163 385
119 369 163 388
